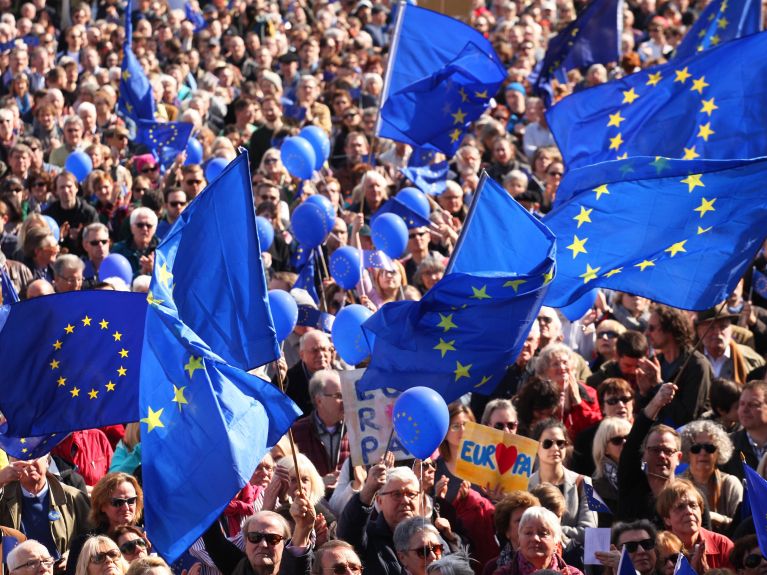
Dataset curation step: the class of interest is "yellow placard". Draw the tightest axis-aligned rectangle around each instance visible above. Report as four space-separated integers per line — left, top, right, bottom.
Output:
454 421 539 491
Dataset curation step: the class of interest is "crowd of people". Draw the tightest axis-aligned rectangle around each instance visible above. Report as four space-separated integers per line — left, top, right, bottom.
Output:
2 0 767 574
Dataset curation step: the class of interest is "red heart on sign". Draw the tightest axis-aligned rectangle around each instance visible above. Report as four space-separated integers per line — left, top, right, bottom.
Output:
495 443 518 475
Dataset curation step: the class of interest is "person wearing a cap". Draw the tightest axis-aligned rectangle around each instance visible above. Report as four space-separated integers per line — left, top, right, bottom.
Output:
694 308 764 385
363 4 389 48
278 51 301 100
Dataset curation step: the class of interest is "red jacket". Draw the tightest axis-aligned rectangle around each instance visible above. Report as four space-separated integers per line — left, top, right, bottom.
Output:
52 429 113 486
565 384 602 442
290 414 350 476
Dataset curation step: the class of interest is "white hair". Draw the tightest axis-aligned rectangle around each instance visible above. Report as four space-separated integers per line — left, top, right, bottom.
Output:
518 506 562 541
7 541 50 571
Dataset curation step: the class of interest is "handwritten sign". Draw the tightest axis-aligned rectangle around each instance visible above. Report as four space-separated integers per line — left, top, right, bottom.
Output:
339 369 413 466
454 421 538 491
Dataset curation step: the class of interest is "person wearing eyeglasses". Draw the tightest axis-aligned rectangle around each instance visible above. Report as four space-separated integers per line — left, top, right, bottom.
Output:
81 223 110 285
589 320 626 372
6 540 55 575
0 454 91 562
480 399 519 435
155 189 188 241
73 536 128 575
52 254 84 293
655 530 685 575
678 420 742 533
729 534 766 575
111 208 158 278
312 540 363 575
594 519 659 575
393 518 446 575
112 526 150 564
528 419 596 548
591 417 632 526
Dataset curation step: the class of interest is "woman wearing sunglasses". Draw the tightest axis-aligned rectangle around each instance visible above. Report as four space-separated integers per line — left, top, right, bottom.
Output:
656 531 685 575
394 518 446 575
480 400 519 435
527 420 596 548
678 420 742 533
591 417 632 527
74 536 128 575
112 526 150 564
730 535 767 575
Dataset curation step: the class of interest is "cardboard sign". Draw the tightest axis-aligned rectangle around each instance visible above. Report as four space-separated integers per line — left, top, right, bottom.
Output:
339 369 413 466
454 421 538 491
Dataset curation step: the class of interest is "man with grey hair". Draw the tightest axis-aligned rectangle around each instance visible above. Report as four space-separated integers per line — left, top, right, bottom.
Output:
112 207 158 277
48 116 85 167
6 540 55 575
52 254 84 293
81 222 110 285
283 330 335 415
291 369 350 488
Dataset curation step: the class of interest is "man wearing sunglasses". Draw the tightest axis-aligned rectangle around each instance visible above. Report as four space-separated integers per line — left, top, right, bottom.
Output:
587 330 648 391
81 223 110 286
111 207 158 278
595 519 659 575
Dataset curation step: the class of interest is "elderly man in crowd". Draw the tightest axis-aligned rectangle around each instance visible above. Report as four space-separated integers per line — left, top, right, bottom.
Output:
111 207 158 277
283 331 335 416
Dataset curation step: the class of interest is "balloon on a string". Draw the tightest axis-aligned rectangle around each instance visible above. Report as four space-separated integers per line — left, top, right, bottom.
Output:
371 213 409 258
65 150 92 183
396 187 431 221
299 126 331 171
304 194 335 233
392 387 450 459
255 216 275 251
329 246 362 289
331 304 374 365
291 201 331 248
205 157 228 182
281 136 316 180
184 137 203 165
42 216 60 241
268 290 298 342
99 254 133 286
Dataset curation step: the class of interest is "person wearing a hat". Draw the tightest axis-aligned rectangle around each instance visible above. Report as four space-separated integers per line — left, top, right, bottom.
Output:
363 4 389 47
694 307 764 385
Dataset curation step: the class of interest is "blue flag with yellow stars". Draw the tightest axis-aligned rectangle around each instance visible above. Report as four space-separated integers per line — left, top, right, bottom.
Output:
293 248 319 305
135 121 194 169
400 161 449 196
0 422 63 460
0 291 147 436
150 151 280 370
673 0 761 61
373 197 431 229
118 0 156 122
547 31 767 169
357 173 556 403
542 155 767 311
376 3 506 156
744 462 767 557
531 0 622 106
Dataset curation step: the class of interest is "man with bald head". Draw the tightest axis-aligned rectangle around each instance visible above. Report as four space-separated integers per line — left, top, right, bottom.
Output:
282 331 335 415
25 279 55 299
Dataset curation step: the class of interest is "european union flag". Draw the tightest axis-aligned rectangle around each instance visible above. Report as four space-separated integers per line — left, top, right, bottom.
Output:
744 462 767 557
363 250 394 271
152 152 280 370
357 173 555 402
376 3 506 156
400 162 449 196
542 155 767 310
673 554 698 575
135 121 194 169
584 481 612 513
753 268 767 300
373 197 431 229
297 305 334 332
409 147 437 167
673 0 761 61
617 546 637 575
0 291 147 436
547 32 767 169
293 249 319 305
0 422 63 460
118 0 156 122
531 0 622 105
1 267 19 304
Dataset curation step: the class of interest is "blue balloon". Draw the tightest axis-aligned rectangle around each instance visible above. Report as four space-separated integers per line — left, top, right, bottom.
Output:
371 213 409 258
98 253 133 286
559 289 598 322
42 215 60 241
331 304 374 365
393 387 449 459
185 137 203 165
268 290 298 342
291 201 331 249
255 216 274 251
396 187 431 221
305 194 335 232
281 136 316 180
64 150 92 183
329 246 362 289
205 157 228 182
299 126 331 171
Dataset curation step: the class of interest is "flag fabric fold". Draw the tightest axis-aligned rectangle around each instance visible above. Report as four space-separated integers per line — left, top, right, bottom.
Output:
118 0 156 122
135 121 195 168
744 462 767 557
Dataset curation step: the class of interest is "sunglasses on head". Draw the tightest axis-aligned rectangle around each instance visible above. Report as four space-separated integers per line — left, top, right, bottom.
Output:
609 435 627 446
605 396 632 406
689 443 716 454
118 538 147 554
246 532 285 546
745 554 767 569
90 550 121 564
541 439 567 450
493 422 518 431
624 539 655 553
110 496 137 507
411 544 443 558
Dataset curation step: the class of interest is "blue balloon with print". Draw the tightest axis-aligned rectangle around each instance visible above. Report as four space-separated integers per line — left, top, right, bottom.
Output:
281 136 316 180
205 157 228 182
332 304 374 365
42 215 60 242
291 201 332 249
255 216 275 251
371 213 409 258
268 289 298 342
392 387 449 459
397 187 430 221
329 246 362 289
304 194 335 233
98 253 133 286
184 137 203 165
65 150 92 183
299 126 331 171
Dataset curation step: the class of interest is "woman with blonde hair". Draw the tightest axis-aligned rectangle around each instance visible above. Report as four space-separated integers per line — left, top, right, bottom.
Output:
370 259 407 307
591 417 632 525
74 536 128 575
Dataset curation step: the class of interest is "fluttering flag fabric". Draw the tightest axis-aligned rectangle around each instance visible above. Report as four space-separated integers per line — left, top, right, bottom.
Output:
673 0 761 61
118 0 156 122
531 0 623 105
0 291 147 436
617 546 638 575
358 173 555 403
376 3 506 156
135 121 194 168
293 248 319 305
584 481 612 513
373 197 431 229
744 462 767 557
672 554 698 575
0 422 63 460
400 161 449 196
542 155 767 311
547 31 767 169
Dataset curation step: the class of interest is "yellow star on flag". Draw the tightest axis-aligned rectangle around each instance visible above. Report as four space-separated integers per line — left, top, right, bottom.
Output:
710 34 721 45
717 16 728 28
172 385 189 409
81 316 92 326
567 235 588 259
474 90 488 99
694 197 716 217
57 376 66 387
106 381 116 392
434 338 457 358
681 173 704 192
470 285 491 300
474 375 492 388
185 355 204 378
459 88 468 102
65 324 75 334
119 348 129 358
122 70 131 81
690 76 709 94
451 109 466 124
607 111 624 127
604 267 623 277
580 264 601 283
141 407 165 432
70 387 80 398
646 72 662 86
617 152 629 160
99 319 109 329
635 259 656 271
700 98 718 116
50 359 59 370
157 263 174 287
697 225 713 234
622 88 639 104
593 184 610 199
651 156 670 174
147 291 164 306
53 340 62 350
609 133 623 151
117 366 127 377
454 361 472 381
449 129 462 143
697 123 715 141
683 146 700 160
503 279 527 292
543 267 555 284
573 206 592 228
437 313 457 332
674 67 692 83
113 331 122 341
88 389 99 400
665 240 687 257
